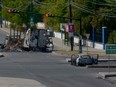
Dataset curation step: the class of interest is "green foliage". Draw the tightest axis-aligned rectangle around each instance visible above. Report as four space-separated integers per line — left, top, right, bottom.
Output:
1 0 41 27
108 31 116 44
1 0 116 36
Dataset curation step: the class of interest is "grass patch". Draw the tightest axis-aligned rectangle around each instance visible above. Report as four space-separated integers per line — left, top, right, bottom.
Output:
54 50 79 56
54 50 107 56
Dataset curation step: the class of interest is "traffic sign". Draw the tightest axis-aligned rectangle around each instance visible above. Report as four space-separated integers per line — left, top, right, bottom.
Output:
86 34 90 39
106 44 116 54
68 23 74 32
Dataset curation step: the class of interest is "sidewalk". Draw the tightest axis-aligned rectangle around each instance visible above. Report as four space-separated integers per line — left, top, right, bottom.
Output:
0 27 10 34
53 37 105 53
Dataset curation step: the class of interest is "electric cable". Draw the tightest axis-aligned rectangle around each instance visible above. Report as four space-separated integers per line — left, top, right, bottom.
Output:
71 2 95 14
86 1 116 7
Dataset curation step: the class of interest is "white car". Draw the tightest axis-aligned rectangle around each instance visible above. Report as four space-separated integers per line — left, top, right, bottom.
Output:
71 54 98 66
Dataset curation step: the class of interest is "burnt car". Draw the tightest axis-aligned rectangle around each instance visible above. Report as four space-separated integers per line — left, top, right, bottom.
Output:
71 54 99 66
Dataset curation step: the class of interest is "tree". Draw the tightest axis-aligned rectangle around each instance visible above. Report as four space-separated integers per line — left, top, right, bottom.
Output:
1 0 116 36
108 31 116 44
2 0 42 27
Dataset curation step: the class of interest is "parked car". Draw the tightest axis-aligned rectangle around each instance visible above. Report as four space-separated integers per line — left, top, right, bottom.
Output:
71 54 99 66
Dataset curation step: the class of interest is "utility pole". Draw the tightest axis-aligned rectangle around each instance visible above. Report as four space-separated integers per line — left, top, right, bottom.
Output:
69 0 74 51
0 0 2 28
79 18 82 53
30 0 34 27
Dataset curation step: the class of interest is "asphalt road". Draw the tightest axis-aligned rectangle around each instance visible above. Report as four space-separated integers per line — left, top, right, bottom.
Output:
0 52 115 87
0 28 116 87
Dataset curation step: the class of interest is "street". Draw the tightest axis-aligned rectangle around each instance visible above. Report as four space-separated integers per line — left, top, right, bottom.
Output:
0 52 116 87
0 29 116 87
1 0 116 87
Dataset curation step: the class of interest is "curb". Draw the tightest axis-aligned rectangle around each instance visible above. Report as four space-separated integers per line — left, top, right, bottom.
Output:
99 59 116 62
97 72 116 79
87 64 116 68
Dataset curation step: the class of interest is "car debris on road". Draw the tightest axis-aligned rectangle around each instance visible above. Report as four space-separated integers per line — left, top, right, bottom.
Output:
0 53 4 57
70 54 99 66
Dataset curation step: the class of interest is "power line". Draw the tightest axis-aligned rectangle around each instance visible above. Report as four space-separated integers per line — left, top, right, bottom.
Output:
17 2 31 10
33 1 68 9
71 2 116 18
87 1 116 7
102 13 116 18
34 0 56 5
1 2 30 11
33 1 57 8
71 2 95 14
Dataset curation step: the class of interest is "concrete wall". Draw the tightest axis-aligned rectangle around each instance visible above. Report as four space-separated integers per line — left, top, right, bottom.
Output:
54 32 103 50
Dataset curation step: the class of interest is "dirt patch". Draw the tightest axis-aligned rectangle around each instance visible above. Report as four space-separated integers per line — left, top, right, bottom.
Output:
54 50 116 57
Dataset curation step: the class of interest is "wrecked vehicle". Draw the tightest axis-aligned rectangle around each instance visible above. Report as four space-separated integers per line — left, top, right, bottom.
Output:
1 22 54 52
70 54 99 66
23 28 54 52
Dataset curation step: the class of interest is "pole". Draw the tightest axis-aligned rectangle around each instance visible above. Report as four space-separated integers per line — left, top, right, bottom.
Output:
69 0 74 51
86 37 88 54
69 0 72 23
108 54 110 73
30 0 34 27
0 0 2 28
86 34 90 54
79 18 82 53
102 26 106 50
92 27 95 48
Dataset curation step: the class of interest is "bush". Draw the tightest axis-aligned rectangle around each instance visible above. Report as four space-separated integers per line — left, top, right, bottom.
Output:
108 31 116 44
